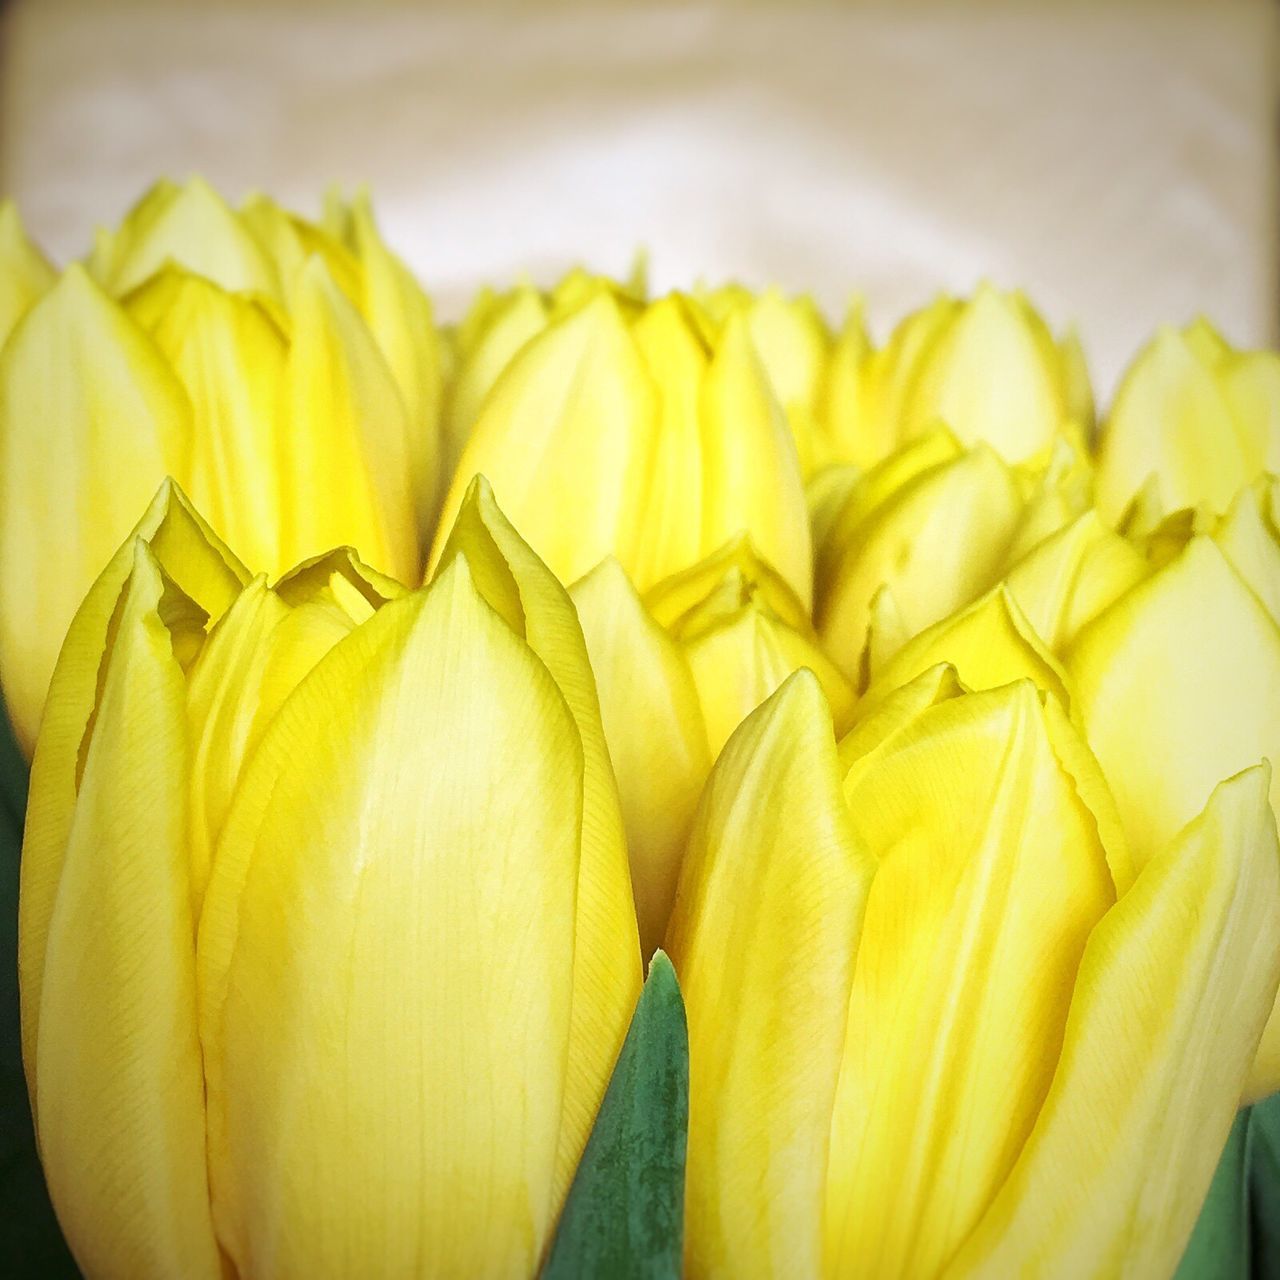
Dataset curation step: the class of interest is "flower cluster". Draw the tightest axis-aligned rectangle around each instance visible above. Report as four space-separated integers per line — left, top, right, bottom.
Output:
4 182 1279 1278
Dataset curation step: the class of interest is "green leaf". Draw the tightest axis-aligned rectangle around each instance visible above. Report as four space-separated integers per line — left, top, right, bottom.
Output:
0 704 78 1276
1176 1108 1251 1278
543 950 689 1280
1249 1091 1280 1275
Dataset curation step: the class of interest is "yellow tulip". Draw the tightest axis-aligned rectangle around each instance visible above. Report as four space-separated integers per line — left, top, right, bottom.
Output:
571 537 852 954
431 290 812 603
0 199 55 350
845 283 1093 469
1095 319 1280 524
0 179 441 756
695 284 833 476
813 428 1088 683
668 670 1280 1278
20 476 640 1279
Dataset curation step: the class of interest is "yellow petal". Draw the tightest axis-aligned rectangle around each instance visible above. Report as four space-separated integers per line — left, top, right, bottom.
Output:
902 284 1066 463
817 302 880 468
125 266 289 573
25 541 220 1279
949 765 1280 1278
1095 326 1258 522
825 681 1115 1277
431 293 657 587
1213 478 1280 625
625 295 711 587
237 191 364 303
645 533 810 636
1058 324 1095 434
1222 350 1280 476
0 266 193 754
20 480 246 1079
815 440 1024 682
285 258 420 583
199 557 584 1278
666 672 875 1280
347 191 445 537
570 558 710 957
0 199 55 349
863 585 1075 716
1003 510 1150 650
443 283 549 477
431 478 641 1194
700 312 813 607
682 603 856 757
1065 535 1280 871
94 175 281 301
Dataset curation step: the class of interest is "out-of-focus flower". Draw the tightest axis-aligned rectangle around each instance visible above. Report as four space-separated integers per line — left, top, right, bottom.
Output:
813 427 1090 684
1095 319 1280 524
20 476 639 1279
0 200 54 349
0 178 443 756
432 290 812 604
668 669 1280 1278
825 283 1093 471
570 537 853 954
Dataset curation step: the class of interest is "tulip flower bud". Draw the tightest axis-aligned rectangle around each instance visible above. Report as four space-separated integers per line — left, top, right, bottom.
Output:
21 476 641 1279
0 180 439 756
0 199 54 349
1095 319 1280 523
431 291 812 603
669 670 1280 1278
571 536 850 955
696 284 833 477
853 283 1093 468
814 429 1072 683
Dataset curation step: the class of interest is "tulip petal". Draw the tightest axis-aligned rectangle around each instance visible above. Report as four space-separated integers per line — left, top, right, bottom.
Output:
826 681 1115 1277
667 671 874 1279
0 267 193 754
1213 479 1280 626
286 259 420 583
1065 535 1280 873
125 267 290 574
1003 511 1150 650
347 191 444 535
20 479 246 1085
431 478 642 1195
570 558 710 957
94 176 281 301
948 766 1280 1279
0 199 55 349
30 542 220 1279
700 313 813 607
199 557 584 1278
432 293 657 586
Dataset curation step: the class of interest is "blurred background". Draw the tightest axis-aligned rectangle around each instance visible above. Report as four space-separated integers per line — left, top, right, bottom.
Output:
1 0 1276 397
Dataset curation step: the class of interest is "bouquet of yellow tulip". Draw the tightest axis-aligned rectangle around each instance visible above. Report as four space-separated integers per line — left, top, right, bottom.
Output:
1 181 1279 1279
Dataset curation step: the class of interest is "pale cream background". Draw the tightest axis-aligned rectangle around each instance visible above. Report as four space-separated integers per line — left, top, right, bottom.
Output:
1 0 1276 395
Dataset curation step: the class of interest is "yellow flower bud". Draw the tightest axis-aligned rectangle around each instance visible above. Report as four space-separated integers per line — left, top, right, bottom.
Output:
1095 319 1280 523
0 180 443 755
21 478 640 1279
669 672 1280 1278
856 283 1092 467
432 291 812 603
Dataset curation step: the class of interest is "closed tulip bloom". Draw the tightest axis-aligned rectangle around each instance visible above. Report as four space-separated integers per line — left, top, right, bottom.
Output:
813 429 1088 683
1094 319 1280 524
431 290 812 603
571 537 851 953
0 180 438 755
848 283 1093 468
668 669 1280 1278
20 476 640 1279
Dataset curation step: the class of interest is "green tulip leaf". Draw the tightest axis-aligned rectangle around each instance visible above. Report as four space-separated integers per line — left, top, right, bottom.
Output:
542 950 688 1280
